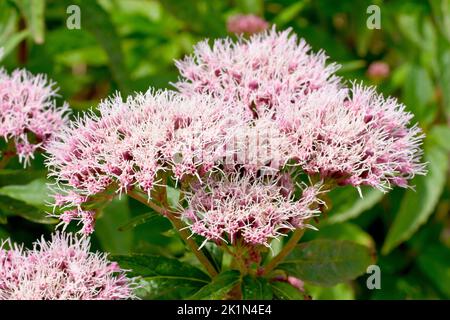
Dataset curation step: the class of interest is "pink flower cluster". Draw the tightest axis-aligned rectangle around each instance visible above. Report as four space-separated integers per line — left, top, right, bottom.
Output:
0 69 68 166
227 14 269 35
45 28 425 244
183 173 321 247
0 232 136 300
175 27 425 190
46 91 243 231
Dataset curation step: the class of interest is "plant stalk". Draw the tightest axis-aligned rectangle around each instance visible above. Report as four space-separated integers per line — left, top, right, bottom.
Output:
263 228 305 276
128 190 218 277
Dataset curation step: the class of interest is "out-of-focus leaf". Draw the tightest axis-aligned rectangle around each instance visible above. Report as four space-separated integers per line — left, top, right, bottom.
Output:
15 0 45 44
241 275 273 300
0 179 51 209
273 1 307 28
0 30 29 62
326 186 384 224
278 239 375 287
112 254 210 300
438 50 450 120
118 211 158 231
0 195 56 224
430 0 450 43
416 244 450 298
304 222 375 249
271 281 304 300
382 128 449 254
95 197 132 254
190 270 240 300
305 282 355 300
72 0 131 94
403 65 435 125
237 0 264 15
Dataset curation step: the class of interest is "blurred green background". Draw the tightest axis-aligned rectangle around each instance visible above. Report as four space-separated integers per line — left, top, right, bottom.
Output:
0 0 449 300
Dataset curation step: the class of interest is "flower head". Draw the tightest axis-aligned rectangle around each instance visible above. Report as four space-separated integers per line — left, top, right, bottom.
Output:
227 14 269 35
174 27 340 118
0 69 68 166
175 28 425 191
0 232 137 300
182 172 321 247
45 90 242 231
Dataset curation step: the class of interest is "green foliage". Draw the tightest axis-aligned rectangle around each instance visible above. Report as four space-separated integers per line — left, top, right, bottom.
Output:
0 0 449 300
112 254 210 299
278 239 374 287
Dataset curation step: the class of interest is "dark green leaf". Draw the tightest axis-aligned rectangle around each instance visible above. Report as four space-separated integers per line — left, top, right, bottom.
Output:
190 270 240 300
112 254 210 300
241 275 273 300
118 211 158 231
416 244 450 298
278 239 375 286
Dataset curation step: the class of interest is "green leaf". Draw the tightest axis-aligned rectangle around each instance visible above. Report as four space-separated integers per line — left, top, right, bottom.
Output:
278 239 375 286
273 1 307 28
304 222 375 249
112 254 210 300
95 197 133 254
271 281 304 300
0 30 29 62
190 270 240 300
382 129 449 254
241 275 273 300
15 0 45 44
0 170 46 187
0 195 56 224
403 65 435 125
305 282 355 300
72 0 131 94
416 244 450 298
166 186 180 210
118 211 158 231
326 185 384 224
0 179 51 209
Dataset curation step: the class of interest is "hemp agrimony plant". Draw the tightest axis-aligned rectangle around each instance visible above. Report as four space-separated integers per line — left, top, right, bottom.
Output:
0 28 425 300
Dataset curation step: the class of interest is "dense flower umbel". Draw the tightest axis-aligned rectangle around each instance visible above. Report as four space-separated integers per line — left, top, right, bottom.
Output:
0 232 136 300
175 28 425 191
182 172 321 247
227 14 269 35
0 69 68 166
174 27 340 118
46 90 243 232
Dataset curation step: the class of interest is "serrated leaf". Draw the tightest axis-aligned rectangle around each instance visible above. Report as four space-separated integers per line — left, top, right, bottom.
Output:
241 275 273 300
271 281 304 300
278 239 375 287
112 254 210 300
326 185 384 224
190 270 240 300
382 130 448 254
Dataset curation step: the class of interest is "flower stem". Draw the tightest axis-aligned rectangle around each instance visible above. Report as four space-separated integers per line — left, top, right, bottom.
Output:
128 190 218 277
263 228 305 276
